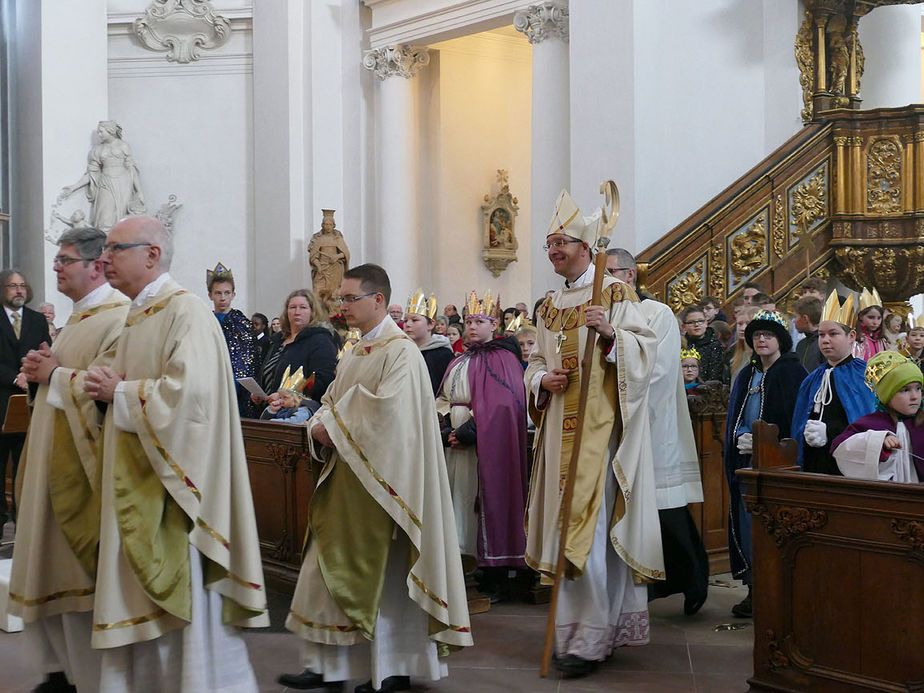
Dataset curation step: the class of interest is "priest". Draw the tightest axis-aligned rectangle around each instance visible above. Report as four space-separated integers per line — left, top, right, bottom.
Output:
80 216 269 691
281 264 471 693
525 190 662 678
12 227 130 691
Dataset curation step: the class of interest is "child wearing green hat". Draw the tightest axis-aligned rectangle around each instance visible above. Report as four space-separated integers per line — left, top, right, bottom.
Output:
831 351 924 483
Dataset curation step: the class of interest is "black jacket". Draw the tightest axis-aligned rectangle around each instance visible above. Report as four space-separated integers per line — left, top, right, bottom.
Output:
262 326 339 403
686 327 725 382
0 307 51 425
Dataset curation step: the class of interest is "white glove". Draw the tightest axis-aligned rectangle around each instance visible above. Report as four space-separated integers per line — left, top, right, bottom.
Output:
736 433 753 455
803 419 827 448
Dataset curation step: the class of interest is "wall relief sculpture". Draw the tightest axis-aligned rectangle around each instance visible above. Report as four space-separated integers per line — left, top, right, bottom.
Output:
727 209 769 291
481 170 519 277
49 121 181 241
667 255 705 312
133 0 231 64
789 163 828 248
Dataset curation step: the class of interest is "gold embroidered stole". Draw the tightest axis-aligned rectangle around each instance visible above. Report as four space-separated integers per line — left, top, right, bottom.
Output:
538 284 622 577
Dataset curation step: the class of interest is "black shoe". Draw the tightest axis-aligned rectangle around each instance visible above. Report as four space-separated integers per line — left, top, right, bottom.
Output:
354 676 410 693
684 590 708 615
277 668 344 690
731 588 752 618
554 653 599 678
34 672 76 692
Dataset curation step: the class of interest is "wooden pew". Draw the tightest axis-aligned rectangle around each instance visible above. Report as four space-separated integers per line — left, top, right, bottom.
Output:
241 419 315 593
738 420 924 692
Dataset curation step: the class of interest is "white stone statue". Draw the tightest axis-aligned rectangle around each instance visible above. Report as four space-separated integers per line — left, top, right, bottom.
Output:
59 120 147 230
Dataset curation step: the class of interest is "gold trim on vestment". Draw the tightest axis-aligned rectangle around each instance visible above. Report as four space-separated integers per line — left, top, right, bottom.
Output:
138 381 202 502
67 371 98 456
93 608 167 631
350 334 409 356
329 406 423 530
66 301 127 326
124 290 188 327
196 516 230 550
287 609 359 632
409 572 448 608
9 587 95 606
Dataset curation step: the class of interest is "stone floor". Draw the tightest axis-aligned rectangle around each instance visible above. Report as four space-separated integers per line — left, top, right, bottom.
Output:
0 523 753 692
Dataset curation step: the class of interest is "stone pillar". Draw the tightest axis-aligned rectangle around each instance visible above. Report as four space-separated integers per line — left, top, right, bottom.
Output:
515 1 570 299
362 45 429 305
858 5 922 110
10 0 108 314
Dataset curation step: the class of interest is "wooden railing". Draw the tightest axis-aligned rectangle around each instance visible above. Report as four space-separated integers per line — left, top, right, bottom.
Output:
638 105 924 313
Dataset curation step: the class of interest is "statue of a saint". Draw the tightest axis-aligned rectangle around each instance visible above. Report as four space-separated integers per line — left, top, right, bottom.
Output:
59 120 146 230
308 210 350 317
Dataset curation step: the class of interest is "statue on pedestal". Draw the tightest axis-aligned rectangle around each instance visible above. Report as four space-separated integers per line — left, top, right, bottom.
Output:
59 120 147 231
308 209 350 317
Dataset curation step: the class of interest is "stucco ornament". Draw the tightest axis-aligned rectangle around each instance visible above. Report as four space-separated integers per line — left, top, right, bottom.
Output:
133 0 231 64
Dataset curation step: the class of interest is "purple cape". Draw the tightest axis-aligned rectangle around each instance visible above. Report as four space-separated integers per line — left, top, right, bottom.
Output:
443 338 529 567
831 410 924 480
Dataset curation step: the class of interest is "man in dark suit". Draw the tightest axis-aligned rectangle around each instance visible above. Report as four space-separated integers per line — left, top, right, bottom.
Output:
0 268 51 526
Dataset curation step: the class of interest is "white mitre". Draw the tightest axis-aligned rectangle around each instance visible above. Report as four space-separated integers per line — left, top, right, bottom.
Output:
546 189 603 245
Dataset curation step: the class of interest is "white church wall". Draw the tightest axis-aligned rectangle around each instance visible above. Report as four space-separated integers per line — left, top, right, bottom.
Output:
571 0 802 256
858 4 923 110
107 8 254 312
425 29 535 310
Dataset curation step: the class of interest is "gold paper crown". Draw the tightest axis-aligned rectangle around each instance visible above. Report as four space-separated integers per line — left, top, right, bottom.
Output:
206 262 233 285
864 351 907 392
820 289 855 326
908 312 924 330
405 289 438 320
278 365 312 399
680 347 701 361
858 286 883 313
505 313 530 333
466 290 498 320
337 329 362 359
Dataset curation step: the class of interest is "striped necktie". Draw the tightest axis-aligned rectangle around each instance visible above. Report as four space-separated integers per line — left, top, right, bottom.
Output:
11 312 20 340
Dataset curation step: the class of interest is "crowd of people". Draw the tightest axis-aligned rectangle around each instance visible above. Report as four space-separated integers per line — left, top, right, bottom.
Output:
0 205 920 692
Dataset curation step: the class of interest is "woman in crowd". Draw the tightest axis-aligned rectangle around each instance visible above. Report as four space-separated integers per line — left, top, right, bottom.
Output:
434 315 449 336
259 289 339 410
724 310 807 619
270 317 282 334
724 305 760 385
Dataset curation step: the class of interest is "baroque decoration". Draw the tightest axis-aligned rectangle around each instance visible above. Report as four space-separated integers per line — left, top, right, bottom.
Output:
709 242 725 298
891 518 924 553
513 2 569 44
133 0 231 64
481 170 519 278
749 504 828 547
728 210 769 286
866 138 902 214
772 194 785 259
667 256 705 312
362 45 430 80
789 163 828 249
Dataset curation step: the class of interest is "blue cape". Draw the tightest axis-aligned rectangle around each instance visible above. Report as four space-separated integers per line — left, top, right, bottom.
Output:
791 358 876 467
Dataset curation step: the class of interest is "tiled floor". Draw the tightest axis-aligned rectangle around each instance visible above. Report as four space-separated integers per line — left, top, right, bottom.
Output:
0 524 753 692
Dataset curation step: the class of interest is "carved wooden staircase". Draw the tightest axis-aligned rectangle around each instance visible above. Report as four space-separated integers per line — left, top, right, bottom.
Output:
637 105 924 312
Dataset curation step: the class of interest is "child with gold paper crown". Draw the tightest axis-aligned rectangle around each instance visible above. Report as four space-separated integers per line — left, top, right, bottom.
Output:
259 365 319 423
831 351 924 483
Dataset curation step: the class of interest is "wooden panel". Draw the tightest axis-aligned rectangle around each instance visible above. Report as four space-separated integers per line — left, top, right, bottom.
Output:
739 421 924 692
241 419 314 593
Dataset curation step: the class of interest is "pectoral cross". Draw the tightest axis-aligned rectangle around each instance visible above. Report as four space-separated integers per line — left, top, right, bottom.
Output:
555 329 567 354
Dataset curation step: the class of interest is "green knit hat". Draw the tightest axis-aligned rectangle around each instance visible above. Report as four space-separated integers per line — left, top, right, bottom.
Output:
864 351 923 405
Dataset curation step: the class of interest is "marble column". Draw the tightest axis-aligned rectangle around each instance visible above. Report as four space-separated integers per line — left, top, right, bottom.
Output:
362 45 429 306
515 1 570 299
858 5 922 110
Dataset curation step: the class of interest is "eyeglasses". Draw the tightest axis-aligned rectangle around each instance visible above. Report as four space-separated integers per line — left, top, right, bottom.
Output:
4 283 27 290
542 239 583 251
681 364 700 370
752 331 777 341
101 242 152 254
606 267 632 276
338 291 377 305
53 255 88 267
683 319 707 326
